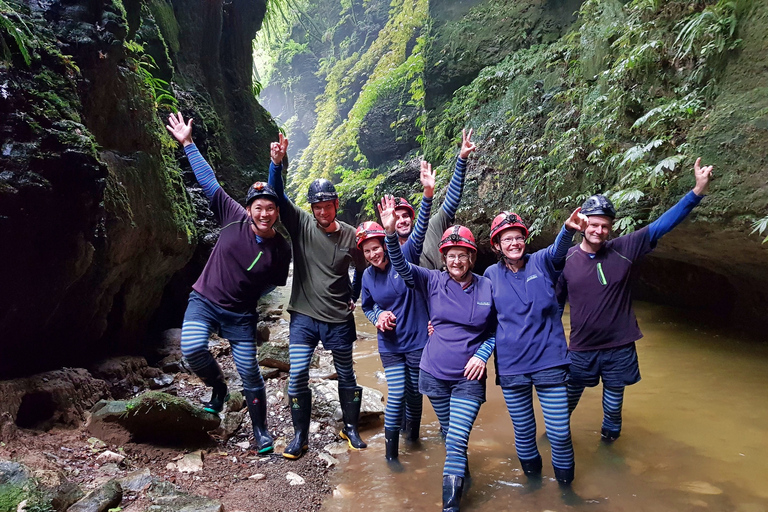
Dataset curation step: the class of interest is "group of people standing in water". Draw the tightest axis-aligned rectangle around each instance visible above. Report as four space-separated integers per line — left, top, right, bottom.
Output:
165 112 713 511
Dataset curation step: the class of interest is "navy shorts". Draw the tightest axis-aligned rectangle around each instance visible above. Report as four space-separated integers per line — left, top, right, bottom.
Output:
289 312 357 351
380 349 423 369
419 370 486 403
498 366 569 388
185 291 257 341
569 343 641 388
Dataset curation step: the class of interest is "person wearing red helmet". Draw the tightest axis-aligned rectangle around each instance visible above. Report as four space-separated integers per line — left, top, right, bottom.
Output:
557 158 713 443
379 196 495 512
483 208 587 486
391 129 477 269
165 113 291 454
267 135 369 459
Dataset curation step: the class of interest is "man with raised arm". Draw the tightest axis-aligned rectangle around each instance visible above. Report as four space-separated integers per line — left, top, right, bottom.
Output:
557 158 714 442
166 113 291 454
267 135 369 459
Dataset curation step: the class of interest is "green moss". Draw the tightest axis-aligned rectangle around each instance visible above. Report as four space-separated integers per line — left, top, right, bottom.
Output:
147 0 180 54
0 484 25 512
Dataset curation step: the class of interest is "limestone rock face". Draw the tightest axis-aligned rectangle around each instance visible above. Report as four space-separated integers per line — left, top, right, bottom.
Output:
0 0 276 378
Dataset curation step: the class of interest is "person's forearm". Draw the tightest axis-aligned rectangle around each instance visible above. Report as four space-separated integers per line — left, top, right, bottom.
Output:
648 191 703 243
474 335 496 363
350 269 363 303
547 225 576 268
385 233 414 286
409 195 433 258
184 144 220 200
268 162 290 204
442 157 467 220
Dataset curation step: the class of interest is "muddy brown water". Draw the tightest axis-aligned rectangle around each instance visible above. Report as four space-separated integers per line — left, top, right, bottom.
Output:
319 302 768 512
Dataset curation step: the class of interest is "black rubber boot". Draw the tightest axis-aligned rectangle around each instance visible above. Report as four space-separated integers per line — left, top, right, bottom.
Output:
554 465 575 486
338 387 368 450
196 360 229 414
442 475 464 512
601 428 621 442
244 388 273 454
519 455 543 476
283 391 311 459
384 428 404 472
403 418 421 443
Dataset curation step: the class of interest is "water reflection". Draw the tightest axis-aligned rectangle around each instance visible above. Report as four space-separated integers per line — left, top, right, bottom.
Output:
322 302 768 511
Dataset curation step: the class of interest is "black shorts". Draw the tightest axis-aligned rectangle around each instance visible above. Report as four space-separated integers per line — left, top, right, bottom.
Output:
419 369 486 403
498 366 569 388
569 343 641 388
379 349 423 369
289 312 356 351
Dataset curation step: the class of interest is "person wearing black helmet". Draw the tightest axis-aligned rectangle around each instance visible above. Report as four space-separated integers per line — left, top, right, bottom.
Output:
268 135 369 459
557 158 714 442
166 113 291 454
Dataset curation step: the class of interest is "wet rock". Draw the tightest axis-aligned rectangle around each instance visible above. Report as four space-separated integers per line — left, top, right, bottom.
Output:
258 341 291 371
95 451 125 465
50 481 85 512
257 322 271 343
680 481 723 495
87 392 220 444
213 411 246 440
260 366 281 380
209 337 231 358
317 453 339 467
150 374 175 389
0 460 30 485
146 480 222 512
116 468 152 493
89 356 161 399
0 369 109 432
285 471 305 486
248 473 266 481
309 381 384 422
177 451 204 473
323 442 349 456
227 391 245 411
67 480 122 512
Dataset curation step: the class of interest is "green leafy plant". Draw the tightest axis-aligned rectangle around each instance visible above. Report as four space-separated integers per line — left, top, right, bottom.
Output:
0 0 34 66
125 40 178 110
751 215 768 243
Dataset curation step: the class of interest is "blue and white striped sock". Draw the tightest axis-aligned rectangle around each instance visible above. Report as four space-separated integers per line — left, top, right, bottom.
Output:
444 397 481 477
404 365 423 422
287 344 315 395
332 348 357 389
384 364 406 431
230 339 265 392
567 383 585 414
180 320 215 372
537 385 574 470
602 386 625 433
429 396 451 435
502 386 539 461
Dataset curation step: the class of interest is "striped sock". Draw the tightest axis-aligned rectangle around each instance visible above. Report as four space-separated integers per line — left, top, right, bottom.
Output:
332 348 357 389
287 344 314 395
180 320 215 372
502 386 539 461
567 383 585 414
537 385 574 470
429 396 451 435
383 365 406 431
602 386 625 433
230 339 265 392
404 365 423 422
443 397 481 477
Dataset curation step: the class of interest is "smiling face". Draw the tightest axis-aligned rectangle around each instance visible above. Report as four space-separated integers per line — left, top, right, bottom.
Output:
583 215 613 250
246 198 279 237
444 246 473 282
494 226 527 263
361 238 387 270
394 209 413 238
311 199 338 228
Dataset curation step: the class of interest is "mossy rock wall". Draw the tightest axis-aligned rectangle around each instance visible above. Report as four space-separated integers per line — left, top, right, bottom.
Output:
0 0 276 377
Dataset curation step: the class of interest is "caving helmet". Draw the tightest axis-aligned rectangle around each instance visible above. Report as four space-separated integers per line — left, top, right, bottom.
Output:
394 197 415 218
355 221 387 250
438 225 477 254
490 211 529 246
307 178 338 204
580 194 616 219
245 181 279 207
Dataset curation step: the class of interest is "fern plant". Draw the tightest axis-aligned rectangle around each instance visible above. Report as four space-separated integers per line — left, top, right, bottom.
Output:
0 0 34 66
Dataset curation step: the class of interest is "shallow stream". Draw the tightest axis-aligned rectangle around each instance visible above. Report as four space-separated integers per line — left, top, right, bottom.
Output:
322 302 768 512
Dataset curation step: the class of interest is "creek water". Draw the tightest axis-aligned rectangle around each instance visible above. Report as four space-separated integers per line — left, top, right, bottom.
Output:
321 302 768 512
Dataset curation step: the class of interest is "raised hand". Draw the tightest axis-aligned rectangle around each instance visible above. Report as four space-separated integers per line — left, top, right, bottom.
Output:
693 157 714 196
377 194 398 234
166 112 193 146
564 207 588 232
420 160 436 199
271 133 289 165
459 128 476 159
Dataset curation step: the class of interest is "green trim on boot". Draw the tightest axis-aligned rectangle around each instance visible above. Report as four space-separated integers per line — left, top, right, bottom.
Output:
244 388 273 454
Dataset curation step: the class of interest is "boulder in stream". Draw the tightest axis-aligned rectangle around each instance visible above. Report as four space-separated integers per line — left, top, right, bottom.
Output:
309 381 384 422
